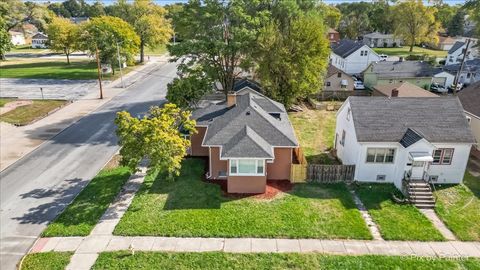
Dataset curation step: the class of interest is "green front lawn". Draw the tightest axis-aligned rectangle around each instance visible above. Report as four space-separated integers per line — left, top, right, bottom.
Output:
0 59 136 80
355 184 444 241
20 252 72 270
42 167 131 237
0 100 67 126
94 252 480 270
289 108 337 164
435 172 480 241
114 158 371 239
373 46 447 58
9 45 51 54
0 98 15 107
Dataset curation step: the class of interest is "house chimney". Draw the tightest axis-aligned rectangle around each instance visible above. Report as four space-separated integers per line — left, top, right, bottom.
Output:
391 88 399 97
227 91 236 107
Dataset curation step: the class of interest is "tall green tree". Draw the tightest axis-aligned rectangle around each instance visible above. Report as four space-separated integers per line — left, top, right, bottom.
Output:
166 69 213 108
46 16 79 64
256 11 330 107
168 0 261 96
107 0 172 63
0 17 12 60
434 4 458 31
465 0 480 37
369 1 394 34
393 0 440 52
448 9 465 36
115 103 196 177
317 3 341 29
0 0 51 31
79 16 140 74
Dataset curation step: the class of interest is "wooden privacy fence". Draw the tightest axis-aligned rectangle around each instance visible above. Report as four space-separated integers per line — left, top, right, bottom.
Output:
290 164 355 183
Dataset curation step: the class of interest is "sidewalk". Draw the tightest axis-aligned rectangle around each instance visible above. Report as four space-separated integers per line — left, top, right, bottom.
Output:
0 56 169 171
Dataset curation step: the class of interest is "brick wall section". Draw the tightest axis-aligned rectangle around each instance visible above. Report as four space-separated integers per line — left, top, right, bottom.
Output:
228 175 267 193
210 147 228 179
267 148 293 180
190 126 209 156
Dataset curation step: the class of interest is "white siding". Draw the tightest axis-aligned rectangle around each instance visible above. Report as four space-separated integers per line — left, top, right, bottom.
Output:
335 101 361 165
433 72 455 87
466 112 480 150
330 45 381 75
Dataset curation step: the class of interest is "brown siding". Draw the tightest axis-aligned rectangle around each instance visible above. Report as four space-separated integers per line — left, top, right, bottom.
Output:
324 74 355 92
267 148 293 180
228 175 266 193
190 126 209 156
210 147 228 179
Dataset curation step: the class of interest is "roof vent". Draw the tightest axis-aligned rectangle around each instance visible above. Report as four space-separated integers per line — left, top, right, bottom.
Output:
246 111 251 115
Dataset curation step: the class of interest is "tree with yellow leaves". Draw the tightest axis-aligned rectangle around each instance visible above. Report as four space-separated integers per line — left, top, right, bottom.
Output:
46 16 79 64
115 103 196 178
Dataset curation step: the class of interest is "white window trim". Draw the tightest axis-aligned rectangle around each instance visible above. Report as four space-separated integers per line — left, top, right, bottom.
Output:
366 148 396 164
229 159 265 176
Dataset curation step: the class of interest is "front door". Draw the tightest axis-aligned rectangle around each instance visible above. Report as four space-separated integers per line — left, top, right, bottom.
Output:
410 161 425 179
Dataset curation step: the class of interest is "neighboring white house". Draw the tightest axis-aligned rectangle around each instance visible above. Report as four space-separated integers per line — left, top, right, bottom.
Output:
446 40 478 66
458 82 480 151
9 31 26 45
330 39 381 75
363 32 403 48
443 59 480 85
433 70 455 87
335 97 474 191
31 32 48 48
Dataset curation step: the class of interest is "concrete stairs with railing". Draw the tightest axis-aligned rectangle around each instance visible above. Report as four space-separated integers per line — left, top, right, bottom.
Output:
406 180 435 209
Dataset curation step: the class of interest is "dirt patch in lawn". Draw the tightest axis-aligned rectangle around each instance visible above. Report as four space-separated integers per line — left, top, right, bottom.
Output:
0 100 33 115
206 179 293 200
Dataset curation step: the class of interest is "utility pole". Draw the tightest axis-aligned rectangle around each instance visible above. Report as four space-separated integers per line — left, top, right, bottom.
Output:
95 45 103 99
453 38 471 96
116 41 125 88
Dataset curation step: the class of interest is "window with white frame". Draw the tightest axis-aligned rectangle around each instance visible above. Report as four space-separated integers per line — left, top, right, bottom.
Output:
432 148 453 165
340 130 346 146
229 159 265 176
366 148 395 163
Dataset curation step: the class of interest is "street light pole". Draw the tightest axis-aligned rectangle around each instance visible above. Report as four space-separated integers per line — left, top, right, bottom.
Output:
95 45 103 99
116 41 125 88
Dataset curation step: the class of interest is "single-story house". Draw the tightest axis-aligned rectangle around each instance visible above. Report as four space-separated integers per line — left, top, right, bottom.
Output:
372 82 438 97
335 96 474 191
429 36 457 51
9 31 26 45
446 40 478 66
31 32 48 48
189 87 299 194
324 64 354 91
363 60 437 90
330 39 381 75
432 70 455 87
363 32 403 48
327 28 340 44
458 82 480 150
443 59 480 85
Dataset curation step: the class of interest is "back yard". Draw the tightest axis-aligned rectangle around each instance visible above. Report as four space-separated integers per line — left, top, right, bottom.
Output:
373 46 447 58
114 158 371 239
289 107 337 164
434 172 480 241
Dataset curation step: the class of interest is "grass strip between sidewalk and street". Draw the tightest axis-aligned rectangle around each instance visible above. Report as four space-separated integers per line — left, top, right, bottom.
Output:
114 158 371 239
0 100 67 126
434 172 480 241
42 167 131 237
355 184 445 241
94 252 480 270
20 252 72 270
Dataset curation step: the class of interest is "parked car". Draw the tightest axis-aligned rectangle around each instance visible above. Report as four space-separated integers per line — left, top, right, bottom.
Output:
430 83 447 93
448 83 464 93
354 81 365 90
379 54 388 61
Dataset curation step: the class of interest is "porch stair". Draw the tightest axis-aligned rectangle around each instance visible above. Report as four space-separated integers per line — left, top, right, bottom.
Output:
406 180 435 209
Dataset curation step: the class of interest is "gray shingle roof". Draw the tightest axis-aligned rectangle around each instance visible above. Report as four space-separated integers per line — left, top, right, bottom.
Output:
348 96 475 144
191 92 298 158
448 41 465 54
363 32 395 39
458 81 480 117
443 59 480 74
367 61 436 79
331 40 365 58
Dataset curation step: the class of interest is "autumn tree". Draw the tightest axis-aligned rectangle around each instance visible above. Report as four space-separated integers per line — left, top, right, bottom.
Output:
393 0 440 52
0 18 12 60
107 0 172 63
79 16 140 74
166 69 213 108
318 3 341 29
115 103 196 177
46 16 79 64
0 0 51 31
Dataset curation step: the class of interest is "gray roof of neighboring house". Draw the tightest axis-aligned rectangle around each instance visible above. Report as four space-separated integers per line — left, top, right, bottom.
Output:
191 92 298 158
32 32 48 39
348 96 475 144
331 40 365 58
363 32 395 39
458 81 480 117
367 61 436 79
448 41 465 54
233 78 263 93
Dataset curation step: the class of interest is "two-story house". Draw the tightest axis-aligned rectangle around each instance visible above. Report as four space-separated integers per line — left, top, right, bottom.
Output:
330 39 381 75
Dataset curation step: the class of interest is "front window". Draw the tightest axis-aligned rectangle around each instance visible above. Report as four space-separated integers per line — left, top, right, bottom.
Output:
366 148 395 163
229 159 265 176
432 148 453 165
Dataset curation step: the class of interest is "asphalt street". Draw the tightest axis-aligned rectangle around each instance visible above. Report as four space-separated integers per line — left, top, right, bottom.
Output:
0 59 177 269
